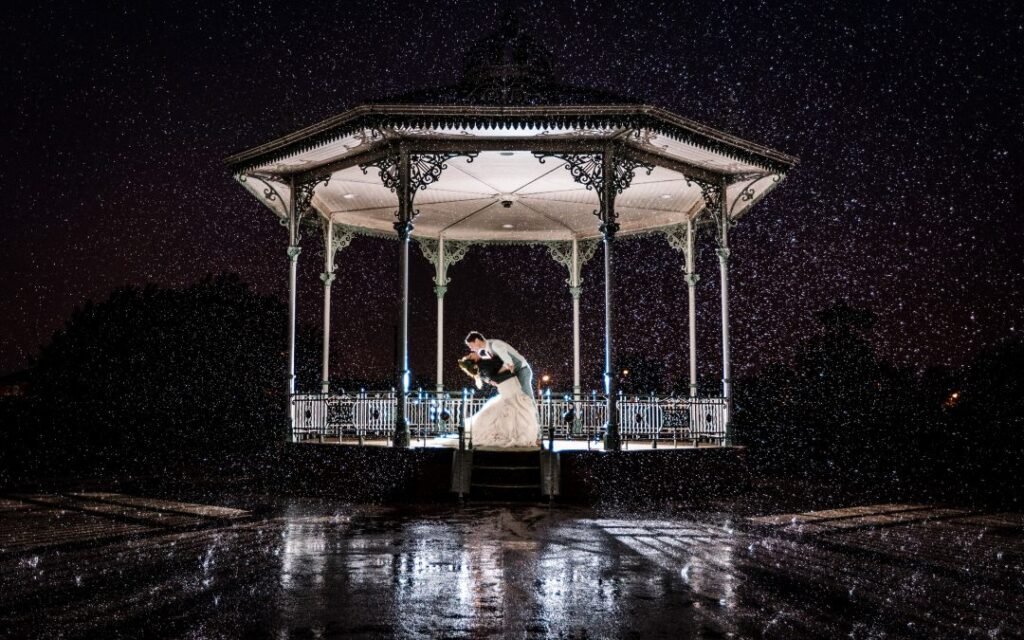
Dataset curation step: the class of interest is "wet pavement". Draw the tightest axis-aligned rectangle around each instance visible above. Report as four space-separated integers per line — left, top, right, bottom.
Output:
1 493 1022 639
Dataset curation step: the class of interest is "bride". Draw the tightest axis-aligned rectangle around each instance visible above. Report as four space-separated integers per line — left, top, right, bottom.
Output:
458 352 541 449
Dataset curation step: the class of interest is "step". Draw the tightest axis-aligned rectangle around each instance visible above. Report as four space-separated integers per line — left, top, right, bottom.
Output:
471 483 540 490
455 450 548 503
471 451 541 464
471 465 538 484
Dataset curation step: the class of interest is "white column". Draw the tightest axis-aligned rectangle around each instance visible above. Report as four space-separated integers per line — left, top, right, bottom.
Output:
716 178 733 440
570 239 582 399
286 182 301 442
320 220 335 394
435 238 446 394
685 219 699 397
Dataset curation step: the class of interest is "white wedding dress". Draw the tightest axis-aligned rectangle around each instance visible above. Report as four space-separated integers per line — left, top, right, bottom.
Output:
466 377 541 449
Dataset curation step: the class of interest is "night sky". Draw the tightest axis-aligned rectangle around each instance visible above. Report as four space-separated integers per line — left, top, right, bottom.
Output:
3 1 1022 392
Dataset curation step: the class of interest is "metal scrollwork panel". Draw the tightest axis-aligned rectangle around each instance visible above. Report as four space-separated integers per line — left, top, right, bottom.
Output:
546 241 574 270
417 238 473 287
662 223 690 255
578 239 599 265
417 238 440 265
610 157 654 195
331 223 357 253
292 174 331 244
445 241 472 267
546 239 600 287
360 152 478 195
361 154 400 192
533 152 653 205
535 153 603 191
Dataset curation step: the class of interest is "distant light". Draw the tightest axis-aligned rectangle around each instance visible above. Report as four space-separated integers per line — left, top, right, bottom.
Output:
342 193 356 199
502 224 514 229
622 369 630 376
944 390 961 409
541 374 551 383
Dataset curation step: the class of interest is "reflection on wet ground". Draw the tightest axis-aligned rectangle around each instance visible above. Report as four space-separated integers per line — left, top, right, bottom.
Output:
1 494 1021 639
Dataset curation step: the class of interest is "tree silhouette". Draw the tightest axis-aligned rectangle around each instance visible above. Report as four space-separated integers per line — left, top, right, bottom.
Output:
733 302 934 482
15 273 292 478
732 301 1022 505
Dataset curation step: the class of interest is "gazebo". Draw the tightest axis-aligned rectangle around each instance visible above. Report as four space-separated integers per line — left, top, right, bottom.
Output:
225 18 797 451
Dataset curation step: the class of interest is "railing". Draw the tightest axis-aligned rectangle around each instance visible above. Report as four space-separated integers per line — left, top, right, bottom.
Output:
291 391 728 445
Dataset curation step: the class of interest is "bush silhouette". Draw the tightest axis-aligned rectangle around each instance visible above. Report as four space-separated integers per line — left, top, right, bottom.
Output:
17 273 291 479
731 302 1022 505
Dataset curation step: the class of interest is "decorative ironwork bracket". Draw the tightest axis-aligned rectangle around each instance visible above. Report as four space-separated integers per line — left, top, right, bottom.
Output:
686 176 729 249
291 174 331 244
295 174 331 215
726 172 781 217
240 172 330 244
688 172 779 249
533 151 653 201
662 223 703 281
662 224 689 254
238 172 288 213
418 238 473 292
360 150 478 231
360 151 479 195
534 148 651 240
319 220 358 285
329 222 357 254
546 239 599 289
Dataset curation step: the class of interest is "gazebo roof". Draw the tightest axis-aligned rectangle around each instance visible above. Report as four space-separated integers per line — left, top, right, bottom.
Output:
226 18 798 243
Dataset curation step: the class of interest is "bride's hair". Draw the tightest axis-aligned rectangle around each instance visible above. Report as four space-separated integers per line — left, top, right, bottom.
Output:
464 331 485 344
457 356 484 389
457 356 480 377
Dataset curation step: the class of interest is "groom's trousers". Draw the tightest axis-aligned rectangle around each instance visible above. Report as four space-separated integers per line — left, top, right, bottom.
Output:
516 364 534 398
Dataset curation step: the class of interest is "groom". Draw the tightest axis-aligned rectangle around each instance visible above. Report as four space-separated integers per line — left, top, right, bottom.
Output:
465 331 534 398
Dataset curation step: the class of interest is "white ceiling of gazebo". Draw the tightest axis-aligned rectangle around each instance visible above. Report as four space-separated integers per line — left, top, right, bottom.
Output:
235 129 785 242
315 152 707 241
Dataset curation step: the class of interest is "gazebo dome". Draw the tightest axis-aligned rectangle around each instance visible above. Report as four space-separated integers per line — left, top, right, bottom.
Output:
453 12 559 105
376 13 636 107
226 19 797 244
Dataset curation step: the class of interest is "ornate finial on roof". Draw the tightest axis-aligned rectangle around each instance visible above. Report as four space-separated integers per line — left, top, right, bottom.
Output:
371 8 637 106
459 9 556 105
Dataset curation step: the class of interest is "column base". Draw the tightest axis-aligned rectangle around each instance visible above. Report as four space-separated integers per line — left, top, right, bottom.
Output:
603 428 621 452
393 422 411 448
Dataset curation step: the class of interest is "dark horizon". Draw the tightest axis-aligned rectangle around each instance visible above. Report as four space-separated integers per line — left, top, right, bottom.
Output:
4 0 1022 384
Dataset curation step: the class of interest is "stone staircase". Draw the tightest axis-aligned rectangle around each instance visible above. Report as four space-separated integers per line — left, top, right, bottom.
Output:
452 449 559 502
470 450 541 501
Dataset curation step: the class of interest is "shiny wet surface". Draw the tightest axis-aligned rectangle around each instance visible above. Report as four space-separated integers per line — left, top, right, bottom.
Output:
1 494 1021 639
